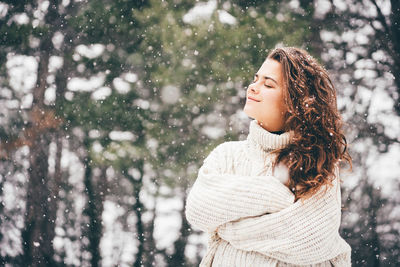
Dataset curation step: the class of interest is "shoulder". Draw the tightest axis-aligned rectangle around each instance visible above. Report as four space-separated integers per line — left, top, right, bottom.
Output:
203 140 247 173
203 140 246 164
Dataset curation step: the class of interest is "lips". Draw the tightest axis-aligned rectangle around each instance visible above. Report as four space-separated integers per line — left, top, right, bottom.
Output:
247 96 261 102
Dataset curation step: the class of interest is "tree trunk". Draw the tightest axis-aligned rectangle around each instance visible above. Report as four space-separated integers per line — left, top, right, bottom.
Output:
367 182 382 267
143 178 160 266
389 0 400 114
22 34 58 265
167 195 191 267
0 163 6 265
83 137 107 267
122 160 145 267
23 133 54 266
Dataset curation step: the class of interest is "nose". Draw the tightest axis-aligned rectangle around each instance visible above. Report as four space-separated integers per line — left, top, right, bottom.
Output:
247 82 260 94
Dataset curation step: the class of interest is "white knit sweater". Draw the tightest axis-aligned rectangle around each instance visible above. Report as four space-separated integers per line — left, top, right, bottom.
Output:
185 119 352 266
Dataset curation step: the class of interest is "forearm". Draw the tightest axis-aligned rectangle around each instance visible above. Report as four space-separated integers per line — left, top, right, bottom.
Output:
216 178 342 264
185 170 295 232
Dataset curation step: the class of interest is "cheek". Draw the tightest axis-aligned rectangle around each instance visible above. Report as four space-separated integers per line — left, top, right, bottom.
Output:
266 92 284 108
278 97 287 112
274 92 286 110
268 93 286 117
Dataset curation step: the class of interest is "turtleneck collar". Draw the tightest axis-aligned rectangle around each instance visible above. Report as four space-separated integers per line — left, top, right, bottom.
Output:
247 119 291 153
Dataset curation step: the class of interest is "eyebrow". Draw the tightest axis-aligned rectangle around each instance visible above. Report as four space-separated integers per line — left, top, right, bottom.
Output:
254 74 278 85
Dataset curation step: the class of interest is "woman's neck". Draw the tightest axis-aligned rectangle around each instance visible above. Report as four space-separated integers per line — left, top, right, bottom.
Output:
256 120 285 135
270 130 284 135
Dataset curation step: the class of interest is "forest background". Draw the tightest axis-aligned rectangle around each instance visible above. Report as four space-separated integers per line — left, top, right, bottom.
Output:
0 0 399 266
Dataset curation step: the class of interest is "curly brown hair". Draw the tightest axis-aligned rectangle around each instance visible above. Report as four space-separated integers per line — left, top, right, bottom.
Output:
267 47 352 201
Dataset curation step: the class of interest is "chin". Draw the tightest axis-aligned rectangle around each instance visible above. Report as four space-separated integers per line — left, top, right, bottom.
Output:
243 106 254 118
244 112 255 120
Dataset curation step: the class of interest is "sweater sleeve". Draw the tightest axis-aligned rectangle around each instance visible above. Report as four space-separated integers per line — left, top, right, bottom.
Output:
216 166 349 265
184 142 295 233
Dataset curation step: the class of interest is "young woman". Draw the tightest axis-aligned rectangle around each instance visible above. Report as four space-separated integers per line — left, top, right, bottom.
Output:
185 47 353 266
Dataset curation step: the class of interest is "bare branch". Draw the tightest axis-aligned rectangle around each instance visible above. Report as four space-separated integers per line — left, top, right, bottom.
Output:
369 0 392 39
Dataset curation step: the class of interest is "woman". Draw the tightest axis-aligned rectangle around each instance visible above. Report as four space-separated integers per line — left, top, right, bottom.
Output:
185 46 353 266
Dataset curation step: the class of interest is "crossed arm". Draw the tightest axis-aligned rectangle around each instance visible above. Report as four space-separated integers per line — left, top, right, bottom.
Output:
216 177 343 264
185 142 295 233
184 142 346 265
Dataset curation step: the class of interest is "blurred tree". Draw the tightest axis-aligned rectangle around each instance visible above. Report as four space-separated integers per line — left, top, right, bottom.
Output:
0 1 70 265
59 0 151 263
310 0 400 265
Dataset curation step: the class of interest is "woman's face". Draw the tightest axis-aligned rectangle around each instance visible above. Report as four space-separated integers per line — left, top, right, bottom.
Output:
243 58 287 132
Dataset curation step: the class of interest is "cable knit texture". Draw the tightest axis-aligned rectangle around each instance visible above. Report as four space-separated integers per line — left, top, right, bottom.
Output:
185 119 352 266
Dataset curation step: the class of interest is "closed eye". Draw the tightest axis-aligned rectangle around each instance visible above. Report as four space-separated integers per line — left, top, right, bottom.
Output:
254 73 278 87
253 77 273 88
